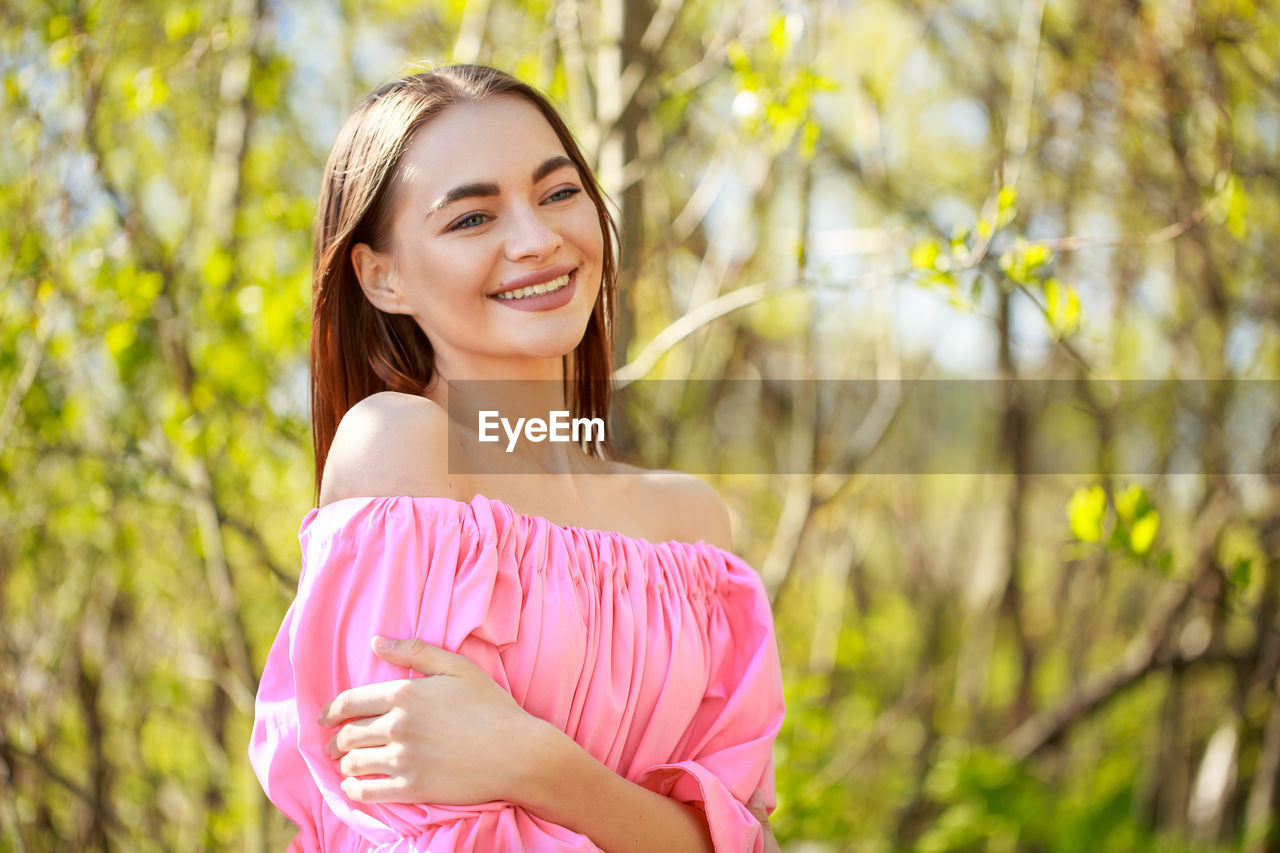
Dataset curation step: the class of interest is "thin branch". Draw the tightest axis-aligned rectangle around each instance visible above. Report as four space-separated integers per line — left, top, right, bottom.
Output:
185 458 259 715
1003 478 1235 763
452 0 491 64
204 0 265 254
554 0 595 143
1245 664 1280 850
610 0 688 123
613 278 857 384
669 132 737 242
1003 0 1048 189
1031 198 1216 253
221 514 298 587
761 149 819 601
3 745 140 853
803 673 933 792
1004 278 1096 374
0 742 29 853
0 291 56 460
614 281 778 384
1004 642 1256 761
73 638 111 849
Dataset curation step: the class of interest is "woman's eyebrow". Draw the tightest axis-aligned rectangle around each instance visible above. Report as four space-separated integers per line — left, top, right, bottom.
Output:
531 154 576 184
427 155 578 219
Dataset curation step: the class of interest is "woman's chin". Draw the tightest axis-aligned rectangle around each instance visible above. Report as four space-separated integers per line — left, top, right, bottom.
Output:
479 341 584 368
504 322 594 359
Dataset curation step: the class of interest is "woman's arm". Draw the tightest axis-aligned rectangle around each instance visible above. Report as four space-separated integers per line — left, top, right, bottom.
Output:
321 637 724 853
519 721 716 853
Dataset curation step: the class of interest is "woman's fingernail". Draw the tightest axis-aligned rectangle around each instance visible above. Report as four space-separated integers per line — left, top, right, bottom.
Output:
372 636 393 652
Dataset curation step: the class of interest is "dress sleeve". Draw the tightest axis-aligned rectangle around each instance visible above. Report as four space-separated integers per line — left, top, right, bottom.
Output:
635 548 785 853
249 497 599 852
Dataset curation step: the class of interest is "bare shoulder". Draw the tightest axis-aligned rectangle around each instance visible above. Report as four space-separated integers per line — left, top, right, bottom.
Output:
628 467 734 552
318 391 465 507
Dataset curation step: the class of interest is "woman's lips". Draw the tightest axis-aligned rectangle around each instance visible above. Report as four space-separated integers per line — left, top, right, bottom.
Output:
488 269 577 312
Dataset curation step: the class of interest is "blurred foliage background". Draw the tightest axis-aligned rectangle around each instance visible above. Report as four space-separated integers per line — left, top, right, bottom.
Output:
2 0 1279 850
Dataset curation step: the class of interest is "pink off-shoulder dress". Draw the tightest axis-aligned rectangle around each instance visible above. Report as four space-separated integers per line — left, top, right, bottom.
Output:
249 494 784 852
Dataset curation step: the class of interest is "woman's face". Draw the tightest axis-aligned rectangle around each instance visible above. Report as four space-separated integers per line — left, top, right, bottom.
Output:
353 95 605 381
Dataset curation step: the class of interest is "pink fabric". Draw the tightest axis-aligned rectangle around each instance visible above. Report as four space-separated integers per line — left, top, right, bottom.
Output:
250 494 784 852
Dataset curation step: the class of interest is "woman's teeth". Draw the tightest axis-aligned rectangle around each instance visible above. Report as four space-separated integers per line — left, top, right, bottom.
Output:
494 273 571 300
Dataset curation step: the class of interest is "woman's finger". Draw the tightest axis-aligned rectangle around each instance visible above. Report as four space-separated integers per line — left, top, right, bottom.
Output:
338 744 403 779
320 681 407 726
329 714 392 757
746 789 771 825
340 773 407 804
371 636 469 677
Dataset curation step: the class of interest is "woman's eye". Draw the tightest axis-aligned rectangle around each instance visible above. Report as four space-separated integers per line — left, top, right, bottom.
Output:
452 212 487 230
548 187 581 203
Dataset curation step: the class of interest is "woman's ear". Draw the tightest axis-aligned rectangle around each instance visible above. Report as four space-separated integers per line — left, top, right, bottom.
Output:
351 242 407 314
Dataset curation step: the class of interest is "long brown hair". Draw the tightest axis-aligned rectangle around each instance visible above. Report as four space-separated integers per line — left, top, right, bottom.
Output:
310 65 620 497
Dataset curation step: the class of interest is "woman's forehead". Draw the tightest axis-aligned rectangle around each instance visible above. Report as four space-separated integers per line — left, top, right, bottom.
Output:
399 96 569 191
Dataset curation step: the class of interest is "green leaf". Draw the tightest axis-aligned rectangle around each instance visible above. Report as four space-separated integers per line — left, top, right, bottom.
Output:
944 285 969 306
47 15 70 39
1128 511 1159 556
48 38 74 68
811 72 840 92
998 185 1017 214
910 239 943 271
1043 278 1081 336
726 41 752 76
800 119 821 161
1114 484 1151 524
1225 173 1249 240
927 270 956 290
999 243 1053 284
1068 485 1107 543
105 321 136 358
1229 556 1252 591
203 250 233 289
1023 244 1051 270
996 186 1017 227
768 12 789 57
164 6 200 42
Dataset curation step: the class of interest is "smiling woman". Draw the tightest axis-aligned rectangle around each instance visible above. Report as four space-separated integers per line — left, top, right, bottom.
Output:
248 65 784 853
348 99 603 378
306 68 618 482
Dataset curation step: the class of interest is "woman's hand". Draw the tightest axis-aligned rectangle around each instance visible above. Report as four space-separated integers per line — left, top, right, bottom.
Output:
318 636 546 806
746 791 783 853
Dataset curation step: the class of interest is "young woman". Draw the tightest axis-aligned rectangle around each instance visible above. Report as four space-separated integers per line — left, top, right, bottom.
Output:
249 64 785 853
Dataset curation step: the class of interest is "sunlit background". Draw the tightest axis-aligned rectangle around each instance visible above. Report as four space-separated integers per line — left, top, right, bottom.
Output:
2 0 1279 849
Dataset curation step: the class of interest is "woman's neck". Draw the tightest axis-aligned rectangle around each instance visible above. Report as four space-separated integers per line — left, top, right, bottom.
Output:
429 374 599 477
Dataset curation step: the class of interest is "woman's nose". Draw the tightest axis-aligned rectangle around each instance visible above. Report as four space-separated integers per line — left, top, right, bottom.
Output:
504 206 563 261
